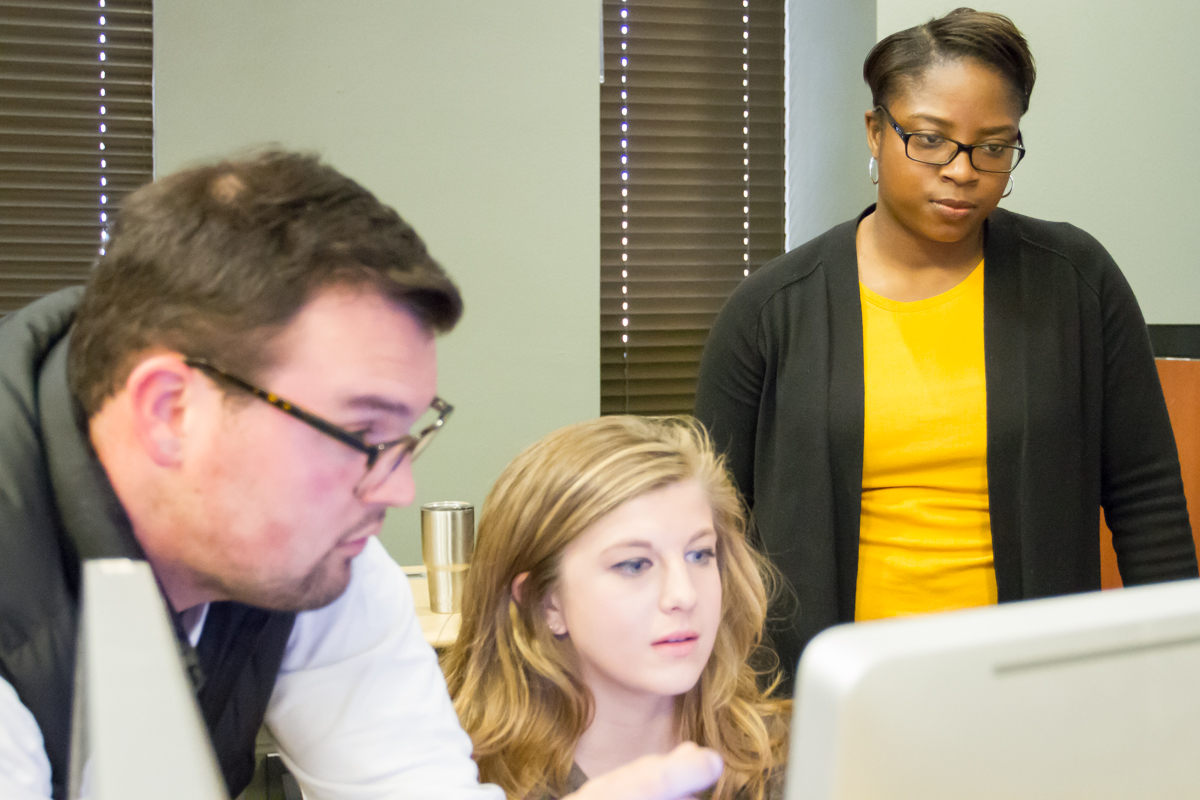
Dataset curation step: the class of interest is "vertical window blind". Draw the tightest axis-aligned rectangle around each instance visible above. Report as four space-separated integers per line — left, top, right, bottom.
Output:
600 0 785 415
0 0 152 315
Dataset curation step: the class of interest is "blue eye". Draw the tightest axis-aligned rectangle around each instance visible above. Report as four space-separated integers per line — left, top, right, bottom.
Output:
686 547 716 566
614 558 652 576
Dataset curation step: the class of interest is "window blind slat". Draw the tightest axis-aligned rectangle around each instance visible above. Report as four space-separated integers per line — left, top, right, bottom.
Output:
601 0 785 416
0 0 152 313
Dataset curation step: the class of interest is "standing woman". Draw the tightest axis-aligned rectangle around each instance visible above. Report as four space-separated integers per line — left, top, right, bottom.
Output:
694 8 1197 684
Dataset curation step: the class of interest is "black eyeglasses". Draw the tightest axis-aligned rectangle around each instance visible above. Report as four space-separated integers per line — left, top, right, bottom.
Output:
185 358 452 497
877 106 1025 174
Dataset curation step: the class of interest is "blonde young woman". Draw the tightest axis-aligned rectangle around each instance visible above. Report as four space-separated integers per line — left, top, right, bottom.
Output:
442 416 789 800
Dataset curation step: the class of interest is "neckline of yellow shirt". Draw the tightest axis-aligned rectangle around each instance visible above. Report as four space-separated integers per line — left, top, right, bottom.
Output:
859 257 985 313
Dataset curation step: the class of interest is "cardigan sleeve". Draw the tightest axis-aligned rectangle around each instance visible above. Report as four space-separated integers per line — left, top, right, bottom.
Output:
1097 259 1198 583
695 286 767 510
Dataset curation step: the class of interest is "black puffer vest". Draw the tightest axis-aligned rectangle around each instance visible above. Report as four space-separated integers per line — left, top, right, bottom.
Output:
0 288 296 799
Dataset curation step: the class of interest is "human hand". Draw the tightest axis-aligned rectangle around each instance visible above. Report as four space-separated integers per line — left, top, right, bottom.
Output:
562 742 723 800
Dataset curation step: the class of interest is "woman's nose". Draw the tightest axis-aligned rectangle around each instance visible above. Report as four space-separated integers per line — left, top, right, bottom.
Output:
659 559 698 613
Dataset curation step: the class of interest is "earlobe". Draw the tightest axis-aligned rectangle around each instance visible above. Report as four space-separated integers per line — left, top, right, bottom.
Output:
514 572 570 637
125 355 193 467
864 110 882 159
542 589 568 637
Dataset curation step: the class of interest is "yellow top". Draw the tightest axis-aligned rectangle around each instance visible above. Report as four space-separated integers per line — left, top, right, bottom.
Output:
855 260 996 621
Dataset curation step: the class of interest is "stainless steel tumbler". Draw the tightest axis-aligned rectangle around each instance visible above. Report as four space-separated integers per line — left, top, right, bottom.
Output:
420 501 475 614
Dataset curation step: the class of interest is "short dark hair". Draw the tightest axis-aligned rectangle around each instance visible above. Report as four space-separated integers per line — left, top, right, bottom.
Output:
69 151 463 417
863 7 1036 115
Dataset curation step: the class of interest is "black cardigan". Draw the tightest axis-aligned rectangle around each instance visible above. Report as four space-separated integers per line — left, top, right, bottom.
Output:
694 207 1197 680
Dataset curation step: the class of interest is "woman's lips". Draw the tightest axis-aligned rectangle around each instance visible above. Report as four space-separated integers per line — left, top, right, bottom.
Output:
653 631 700 656
932 198 976 221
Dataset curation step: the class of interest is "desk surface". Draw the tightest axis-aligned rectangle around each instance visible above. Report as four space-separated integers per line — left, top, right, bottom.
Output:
403 567 461 649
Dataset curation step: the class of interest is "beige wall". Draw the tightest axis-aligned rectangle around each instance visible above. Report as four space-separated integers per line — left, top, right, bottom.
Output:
873 1 1200 324
154 1 600 564
788 0 1200 323
785 0 877 248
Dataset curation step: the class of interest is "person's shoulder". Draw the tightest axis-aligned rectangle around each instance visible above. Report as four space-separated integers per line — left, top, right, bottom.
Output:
762 766 787 800
0 287 84 350
523 763 587 800
0 288 82 522
0 287 83 399
989 208 1119 287
995 207 1107 251
722 214 859 317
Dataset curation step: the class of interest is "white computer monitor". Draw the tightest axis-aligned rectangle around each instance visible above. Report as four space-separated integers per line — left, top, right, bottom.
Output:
69 558 228 800
786 579 1200 800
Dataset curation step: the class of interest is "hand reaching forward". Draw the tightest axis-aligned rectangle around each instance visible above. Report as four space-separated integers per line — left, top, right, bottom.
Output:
563 743 724 800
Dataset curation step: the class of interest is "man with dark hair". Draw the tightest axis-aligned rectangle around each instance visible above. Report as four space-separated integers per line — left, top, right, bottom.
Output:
0 152 721 800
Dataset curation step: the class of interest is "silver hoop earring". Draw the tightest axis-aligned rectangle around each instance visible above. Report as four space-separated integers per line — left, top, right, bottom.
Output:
1003 175 1014 198
868 156 880 185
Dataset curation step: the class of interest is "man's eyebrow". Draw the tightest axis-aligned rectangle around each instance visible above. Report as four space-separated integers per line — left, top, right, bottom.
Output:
344 395 414 417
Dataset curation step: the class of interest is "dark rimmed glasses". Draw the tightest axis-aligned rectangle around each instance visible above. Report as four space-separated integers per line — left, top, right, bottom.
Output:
185 358 452 497
877 105 1025 174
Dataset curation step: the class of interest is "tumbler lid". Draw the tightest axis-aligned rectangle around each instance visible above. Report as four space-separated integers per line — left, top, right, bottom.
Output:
421 500 473 511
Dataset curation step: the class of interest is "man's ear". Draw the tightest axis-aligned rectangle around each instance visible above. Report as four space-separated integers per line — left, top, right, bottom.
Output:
124 355 194 467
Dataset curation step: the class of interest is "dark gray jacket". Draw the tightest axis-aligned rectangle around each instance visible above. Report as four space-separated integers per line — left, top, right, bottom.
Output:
695 207 1198 682
0 288 295 799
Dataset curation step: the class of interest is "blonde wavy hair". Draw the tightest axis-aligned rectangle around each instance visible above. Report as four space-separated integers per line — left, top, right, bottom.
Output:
442 415 790 800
